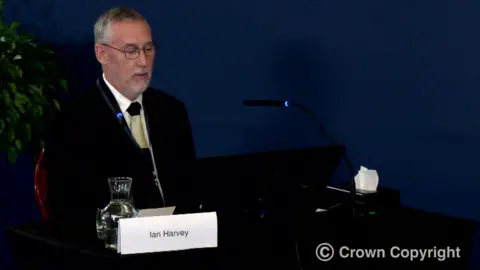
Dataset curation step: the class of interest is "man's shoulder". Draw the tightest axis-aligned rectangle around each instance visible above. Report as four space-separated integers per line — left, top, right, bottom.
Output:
55 86 104 119
144 87 187 109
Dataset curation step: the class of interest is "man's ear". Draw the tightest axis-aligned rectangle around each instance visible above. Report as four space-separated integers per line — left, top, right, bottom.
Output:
94 44 108 65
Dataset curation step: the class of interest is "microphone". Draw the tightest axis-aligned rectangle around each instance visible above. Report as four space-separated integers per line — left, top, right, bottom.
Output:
243 99 357 217
243 100 290 107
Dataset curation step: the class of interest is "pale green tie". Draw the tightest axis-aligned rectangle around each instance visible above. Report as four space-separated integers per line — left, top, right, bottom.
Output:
127 102 148 149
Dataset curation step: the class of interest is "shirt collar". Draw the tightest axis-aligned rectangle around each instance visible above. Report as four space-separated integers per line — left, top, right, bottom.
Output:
102 73 143 115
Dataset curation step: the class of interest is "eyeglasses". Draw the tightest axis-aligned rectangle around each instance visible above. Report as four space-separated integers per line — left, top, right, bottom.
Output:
102 43 155 60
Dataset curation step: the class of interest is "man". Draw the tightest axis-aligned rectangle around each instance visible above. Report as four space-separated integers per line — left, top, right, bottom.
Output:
45 7 198 238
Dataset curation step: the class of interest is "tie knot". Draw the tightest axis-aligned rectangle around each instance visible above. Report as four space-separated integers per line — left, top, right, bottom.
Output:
127 102 142 116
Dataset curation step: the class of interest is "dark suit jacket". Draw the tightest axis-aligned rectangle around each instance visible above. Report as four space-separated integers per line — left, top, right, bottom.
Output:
44 77 198 239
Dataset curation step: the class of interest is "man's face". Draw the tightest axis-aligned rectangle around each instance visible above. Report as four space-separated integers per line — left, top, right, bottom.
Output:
96 20 155 100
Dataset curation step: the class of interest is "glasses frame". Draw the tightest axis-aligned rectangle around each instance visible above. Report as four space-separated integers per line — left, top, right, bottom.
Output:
102 43 155 60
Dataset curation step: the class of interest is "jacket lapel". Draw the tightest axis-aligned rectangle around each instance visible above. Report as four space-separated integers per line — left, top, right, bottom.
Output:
142 89 169 164
96 77 140 149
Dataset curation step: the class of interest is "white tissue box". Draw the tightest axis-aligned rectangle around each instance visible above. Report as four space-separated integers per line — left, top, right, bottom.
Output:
354 166 379 193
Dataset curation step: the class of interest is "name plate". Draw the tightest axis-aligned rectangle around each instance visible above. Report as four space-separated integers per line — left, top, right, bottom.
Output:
118 212 217 255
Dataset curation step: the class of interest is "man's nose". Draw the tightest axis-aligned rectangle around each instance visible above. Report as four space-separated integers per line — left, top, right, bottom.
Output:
136 50 148 67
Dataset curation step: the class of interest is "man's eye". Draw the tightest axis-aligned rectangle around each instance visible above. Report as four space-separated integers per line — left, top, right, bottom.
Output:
126 48 139 53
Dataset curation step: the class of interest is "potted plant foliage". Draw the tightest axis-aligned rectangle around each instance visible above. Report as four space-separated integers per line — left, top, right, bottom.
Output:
0 0 68 163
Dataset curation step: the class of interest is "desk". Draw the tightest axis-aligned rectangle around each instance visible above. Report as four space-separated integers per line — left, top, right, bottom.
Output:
295 206 477 269
5 203 477 270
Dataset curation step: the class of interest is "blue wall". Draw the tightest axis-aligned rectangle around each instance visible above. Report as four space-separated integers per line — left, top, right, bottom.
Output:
2 0 480 266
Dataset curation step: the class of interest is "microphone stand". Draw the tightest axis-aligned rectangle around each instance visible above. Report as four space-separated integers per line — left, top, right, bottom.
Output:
286 102 357 218
286 102 359 269
244 100 358 270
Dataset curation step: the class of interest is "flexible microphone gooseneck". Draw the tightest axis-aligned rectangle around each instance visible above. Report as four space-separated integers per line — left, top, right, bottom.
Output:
243 99 357 217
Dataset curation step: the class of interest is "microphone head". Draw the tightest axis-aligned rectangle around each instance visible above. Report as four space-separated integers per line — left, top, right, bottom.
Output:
243 100 290 107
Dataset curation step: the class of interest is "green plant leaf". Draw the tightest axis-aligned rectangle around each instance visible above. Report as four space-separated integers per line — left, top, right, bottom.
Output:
7 65 23 78
14 100 25 113
28 84 42 94
0 119 4 134
8 129 14 142
7 147 17 163
17 33 33 43
28 84 48 105
53 99 60 110
10 21 20 31
8 83 17 93
15 139 21 150
14 92 29 104
2 91 12 106
7 109 20 124
33 62 44 72
60 79 68 92
14 65 23 78
40 140 45 149
25 123 32 141
36 105 43 116
7 67 15 78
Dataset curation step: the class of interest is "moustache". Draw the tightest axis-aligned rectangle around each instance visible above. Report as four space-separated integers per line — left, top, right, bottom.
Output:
134 70 150 75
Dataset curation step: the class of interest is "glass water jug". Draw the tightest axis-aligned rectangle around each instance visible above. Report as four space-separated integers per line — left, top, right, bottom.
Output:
96 177 139 249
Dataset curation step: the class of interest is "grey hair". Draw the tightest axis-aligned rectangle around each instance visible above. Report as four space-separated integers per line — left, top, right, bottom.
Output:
94 7 146 44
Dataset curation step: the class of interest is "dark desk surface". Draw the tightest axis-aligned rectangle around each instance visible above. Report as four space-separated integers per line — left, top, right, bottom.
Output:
5 205 478 270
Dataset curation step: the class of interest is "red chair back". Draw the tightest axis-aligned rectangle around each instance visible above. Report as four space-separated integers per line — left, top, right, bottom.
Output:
34 149 48 221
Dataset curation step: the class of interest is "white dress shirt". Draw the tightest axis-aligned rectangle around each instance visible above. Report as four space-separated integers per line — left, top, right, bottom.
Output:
102 73 150 146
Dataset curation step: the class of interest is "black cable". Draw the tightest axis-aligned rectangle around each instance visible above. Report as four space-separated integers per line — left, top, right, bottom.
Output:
295 239 303 270
290 102 357 217
289 102 358 269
